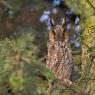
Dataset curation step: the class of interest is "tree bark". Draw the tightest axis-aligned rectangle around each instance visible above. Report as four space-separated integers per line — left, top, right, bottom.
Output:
81 16 95 95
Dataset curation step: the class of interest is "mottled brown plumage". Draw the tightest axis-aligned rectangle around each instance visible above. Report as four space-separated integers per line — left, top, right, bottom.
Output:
47 19 74 81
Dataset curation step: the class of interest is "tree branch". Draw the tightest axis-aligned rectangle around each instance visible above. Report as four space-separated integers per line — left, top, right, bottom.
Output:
87 0 95 10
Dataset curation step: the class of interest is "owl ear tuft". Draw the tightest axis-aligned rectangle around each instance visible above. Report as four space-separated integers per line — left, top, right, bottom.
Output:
50 18 55 27
61 18 66 26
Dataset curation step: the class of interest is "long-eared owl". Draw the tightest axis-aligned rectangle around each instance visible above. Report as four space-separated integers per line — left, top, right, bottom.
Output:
47 18 74 81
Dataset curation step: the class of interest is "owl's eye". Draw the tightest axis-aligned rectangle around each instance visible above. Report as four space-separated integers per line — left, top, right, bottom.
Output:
51 29 56 37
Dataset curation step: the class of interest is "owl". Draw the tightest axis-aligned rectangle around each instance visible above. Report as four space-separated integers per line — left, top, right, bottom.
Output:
47 18 74 81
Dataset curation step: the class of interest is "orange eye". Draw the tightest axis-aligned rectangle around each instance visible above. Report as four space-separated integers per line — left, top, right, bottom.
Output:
49 29 56 42
52 30 56 36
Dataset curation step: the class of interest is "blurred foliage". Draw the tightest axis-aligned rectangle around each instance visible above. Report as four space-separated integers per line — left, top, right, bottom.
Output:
80 16 95 95
0 25 54 95
64 0 95 94
82 16 95 48
64 0 95 17
0 0 22 19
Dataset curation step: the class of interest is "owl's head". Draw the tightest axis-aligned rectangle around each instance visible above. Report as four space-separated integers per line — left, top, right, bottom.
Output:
48 18 69 43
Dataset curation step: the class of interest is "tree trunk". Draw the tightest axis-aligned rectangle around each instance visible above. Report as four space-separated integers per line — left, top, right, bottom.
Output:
81 16 95 95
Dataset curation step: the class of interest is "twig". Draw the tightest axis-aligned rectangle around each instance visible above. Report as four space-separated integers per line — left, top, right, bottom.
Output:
87 0 95 10
20 56 31 64
0 1 12 9
54 79 89 95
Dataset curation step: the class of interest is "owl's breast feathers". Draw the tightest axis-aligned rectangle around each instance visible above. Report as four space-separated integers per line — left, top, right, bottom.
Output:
47 41 73 80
